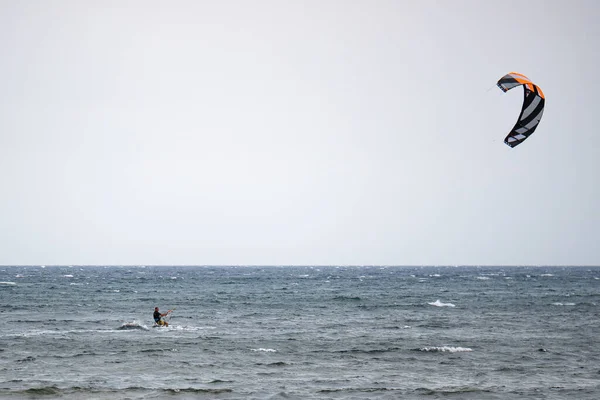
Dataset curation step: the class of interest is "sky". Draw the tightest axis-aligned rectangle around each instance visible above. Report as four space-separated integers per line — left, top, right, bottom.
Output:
1 0 599 266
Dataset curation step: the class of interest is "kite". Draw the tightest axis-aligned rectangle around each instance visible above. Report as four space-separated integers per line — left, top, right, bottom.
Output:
497 72 545 148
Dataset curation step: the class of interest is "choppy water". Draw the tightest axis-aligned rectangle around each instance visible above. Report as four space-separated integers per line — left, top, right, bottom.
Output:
1 265 599 399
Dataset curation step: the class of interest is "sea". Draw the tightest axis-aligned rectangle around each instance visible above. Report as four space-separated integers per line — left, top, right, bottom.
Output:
0 265 599 399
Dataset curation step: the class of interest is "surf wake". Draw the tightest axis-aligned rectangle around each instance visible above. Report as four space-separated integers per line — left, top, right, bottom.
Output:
117 322 149 331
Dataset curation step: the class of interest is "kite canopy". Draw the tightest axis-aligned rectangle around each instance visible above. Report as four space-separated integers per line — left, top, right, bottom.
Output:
497 72 545 148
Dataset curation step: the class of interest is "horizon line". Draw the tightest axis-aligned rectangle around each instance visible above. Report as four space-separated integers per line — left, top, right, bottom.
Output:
2 264 600 268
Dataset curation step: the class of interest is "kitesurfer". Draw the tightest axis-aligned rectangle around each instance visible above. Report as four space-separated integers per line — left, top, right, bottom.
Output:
153 307 170 327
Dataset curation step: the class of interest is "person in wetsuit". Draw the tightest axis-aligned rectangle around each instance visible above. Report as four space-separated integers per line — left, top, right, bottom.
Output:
153 307 170 326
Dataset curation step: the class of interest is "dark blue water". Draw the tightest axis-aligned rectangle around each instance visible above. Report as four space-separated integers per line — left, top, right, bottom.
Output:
1 266 599 399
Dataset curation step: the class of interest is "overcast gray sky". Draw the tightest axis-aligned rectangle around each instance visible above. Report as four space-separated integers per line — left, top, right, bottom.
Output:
1 0 599 266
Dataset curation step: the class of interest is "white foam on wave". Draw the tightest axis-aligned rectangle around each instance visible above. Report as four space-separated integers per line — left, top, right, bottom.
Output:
63 274 74 278
8 329 70 338
419 346 473 353
476 276 490 280
251 348 277 352
552 302 576 306
0 281 16 285
9 328 126 337
151 324 215 332
428 300 456 308
118 321 149 331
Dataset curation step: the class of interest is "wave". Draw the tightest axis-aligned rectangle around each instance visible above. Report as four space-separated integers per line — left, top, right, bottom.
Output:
416 346 473 353
256 361 289 367
207 379 234 384
346 347 403 354
0 281 16 285
150 324 211 332
319 387 399 394
7 325 153 337
0 386 233 397
251 348 277 352
164 387 233 394
382 325 412 330
332 295 362 301
139 348 174 353
428 300 456 307
415 386 489 395
50 352 101 359
21 387 62 396
117 322 149 331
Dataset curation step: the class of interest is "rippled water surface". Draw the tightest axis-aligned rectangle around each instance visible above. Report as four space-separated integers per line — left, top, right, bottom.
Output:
1 265 599 399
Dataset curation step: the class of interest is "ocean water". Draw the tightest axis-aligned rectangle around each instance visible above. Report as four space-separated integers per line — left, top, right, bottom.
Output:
0 265 599 399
